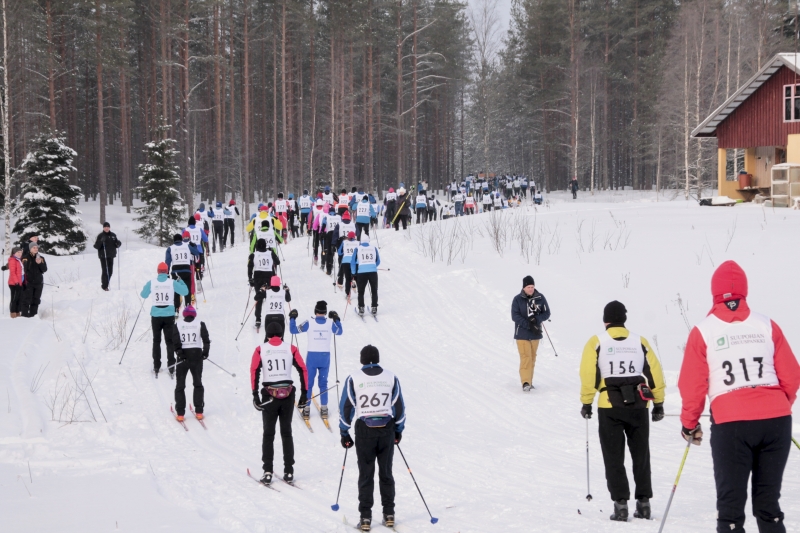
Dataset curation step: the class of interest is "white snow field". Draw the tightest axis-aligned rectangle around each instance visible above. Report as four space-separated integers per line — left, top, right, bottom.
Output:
1 190 799 533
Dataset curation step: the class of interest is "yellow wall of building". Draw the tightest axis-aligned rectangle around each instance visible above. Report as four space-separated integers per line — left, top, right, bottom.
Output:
718 148 742 199
787 134 800 164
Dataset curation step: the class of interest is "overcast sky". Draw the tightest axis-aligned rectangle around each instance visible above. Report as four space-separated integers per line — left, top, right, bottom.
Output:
467 0 512 37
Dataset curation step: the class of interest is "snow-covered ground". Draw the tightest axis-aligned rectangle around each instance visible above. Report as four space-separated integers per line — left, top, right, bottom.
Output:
1 190 798 532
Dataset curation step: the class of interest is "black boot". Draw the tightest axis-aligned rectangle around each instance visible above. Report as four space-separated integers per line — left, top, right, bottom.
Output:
634 498 650 520
358 517 371 531
260 471 273 485
382 514 394 527
610 499 628 521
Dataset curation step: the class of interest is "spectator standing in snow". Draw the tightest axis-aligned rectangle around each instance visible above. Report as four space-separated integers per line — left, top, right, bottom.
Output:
570 177 579 199
20 242 47 317
510 276 550 391
93 222 122 291
679 261 800 533
2 247 25 317
579 301 666 522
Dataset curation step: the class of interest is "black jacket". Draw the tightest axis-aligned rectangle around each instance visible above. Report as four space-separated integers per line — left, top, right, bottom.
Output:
247 249 281 279
22 254 48 286
396 193 412 216
511 289 551 340
172 317 211 359
93 232 122 259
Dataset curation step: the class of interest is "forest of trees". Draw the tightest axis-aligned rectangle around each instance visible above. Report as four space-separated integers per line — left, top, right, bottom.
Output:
0 0 798 226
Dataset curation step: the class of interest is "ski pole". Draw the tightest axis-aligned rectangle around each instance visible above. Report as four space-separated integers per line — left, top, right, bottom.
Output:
119 298 146 365
793 437 800 451
657 437 693 533
542 322 558 357
206 358 236 377
396 445 438 524
377 268 391 271
333 334 341 409
42 282 60 288
585 417 592 501
118 250 121 290
198 277 207 303
240 285 253 324
205 253 215 288
235 302 257 341
307 384 338 402
167 359 186 370
331 448 348 511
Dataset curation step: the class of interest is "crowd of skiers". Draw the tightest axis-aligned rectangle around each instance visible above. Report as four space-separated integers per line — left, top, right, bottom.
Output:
512 261 800 532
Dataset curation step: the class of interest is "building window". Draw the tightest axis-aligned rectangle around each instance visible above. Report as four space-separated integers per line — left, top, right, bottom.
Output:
785 84 800 121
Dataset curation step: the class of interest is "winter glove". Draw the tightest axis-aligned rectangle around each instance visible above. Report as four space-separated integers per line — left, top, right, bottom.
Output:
651 403 665 423
328 310 340 322
682 424 703 445
289 309 298 319
253 391 264 411
581 404 593 419
341 434 354 449
176 350 186 362
0 265 6 271
394 432 402 445
249 278 255 287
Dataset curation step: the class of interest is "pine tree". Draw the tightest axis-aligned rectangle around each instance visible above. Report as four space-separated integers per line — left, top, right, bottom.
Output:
12 131 86 255
134 127 184 246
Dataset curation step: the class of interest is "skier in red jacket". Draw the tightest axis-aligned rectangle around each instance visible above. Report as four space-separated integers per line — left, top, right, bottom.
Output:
678 260 800 533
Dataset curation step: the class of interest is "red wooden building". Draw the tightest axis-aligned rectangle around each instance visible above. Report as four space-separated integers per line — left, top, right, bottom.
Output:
693 53 800 202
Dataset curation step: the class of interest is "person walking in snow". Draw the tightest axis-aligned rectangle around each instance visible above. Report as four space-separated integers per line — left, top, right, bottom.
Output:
171 305 210 422
251 321 308 486
289 300 343 422
20 242 47 318
570 177 579 200
140 262 189 378
248 238 281 297
223 199 239 247
678 261 800 533
298 190 313 236
93 222 122 291
337 231 359 299
3 247 25 317
339 345 405 532
254 275 291 335
511 276 550 391
414 191 428 224
351 234 380 317
165 232 200 313
323 205 342 275
185 215 209 281
393 187 411 231
209 202 226 251
354 195 375 240
579 300 666 521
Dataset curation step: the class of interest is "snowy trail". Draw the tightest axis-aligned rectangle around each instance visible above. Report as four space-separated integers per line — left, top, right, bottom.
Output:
1 191 799 532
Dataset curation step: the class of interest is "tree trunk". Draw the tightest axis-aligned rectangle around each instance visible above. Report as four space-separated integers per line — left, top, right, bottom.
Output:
281 0 288 195
243 0 251 214
120 33 131 212
366 0 374 189
2 0 12 254
96 0 107 223
214 3 223 200
396 0 403 182
46 0 56 129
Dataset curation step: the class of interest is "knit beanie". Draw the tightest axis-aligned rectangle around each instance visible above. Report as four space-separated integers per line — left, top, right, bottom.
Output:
360 345 380 365
183 305 196 318
522 275 535 288
157 262 169 274
603 301 627 325
711 260 748 304
314 300 328 314
173 233 183 243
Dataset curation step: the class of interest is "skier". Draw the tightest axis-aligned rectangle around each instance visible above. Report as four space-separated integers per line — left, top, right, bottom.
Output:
570 177 579 199
678 261 800 533
171 305 210 422
337 231 359 300
254 275 291 334
393 187 411 231
298 190 313 235
414 190 428 224
185 215 209 280
248 238 281 296
354 195 375 240
209 202 226 251
92 222 122 291
482 192 492 212
323 205 342 275
3 247 24 317
195 203 213 252
251 321 308 486
339 345 405 532
20 242 47 318
337 188 351 216
322 185 336 205
464 194 476 215
579 300 666 521
452 189 465 217
427 195 440 221
310 199 326 263
384 188 397 228
289 300 343 421
510 276 551 391
165 232 200 313
493 192 503 210
287 194 298 239
521 177 528 198
140 262 188 378
351 234 380 316
223 199 239 247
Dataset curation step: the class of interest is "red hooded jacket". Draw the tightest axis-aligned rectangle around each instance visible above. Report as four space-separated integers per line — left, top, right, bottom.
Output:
6 256 23 286
678 261 800 429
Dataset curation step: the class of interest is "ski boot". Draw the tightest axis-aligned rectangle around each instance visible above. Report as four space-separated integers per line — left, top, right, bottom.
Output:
337 282 343 290
357 307 365 316
169 369 175 380
634 498 650 520
358 518 371 532
610 500 628 521
371 306 378 316
283 472 294 485
255 319 262 331
313 255 318 265
302 404 310 420
320 406 329 420
260 471 273 485
154 368 160 379
382 514 395 528
176 414 185 422
522 382 531 392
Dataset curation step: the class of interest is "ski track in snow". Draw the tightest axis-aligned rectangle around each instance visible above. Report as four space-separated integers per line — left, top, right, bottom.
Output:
1 190 798 532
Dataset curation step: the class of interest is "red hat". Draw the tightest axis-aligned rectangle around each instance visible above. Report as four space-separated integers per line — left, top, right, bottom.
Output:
347 231 356 239
342 211 351 220
711 260 748 304
194 213 201 221
157 262 169 274
181 230 190 239
229 199 236 205
270 276 281 287
259 205 268 212
389 187 395 193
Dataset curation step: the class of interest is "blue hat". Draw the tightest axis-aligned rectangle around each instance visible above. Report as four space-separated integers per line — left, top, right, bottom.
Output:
289 193 294 199
199 202 205 210
324 186 331 193
250 213 257 220
399 182 405 188
216 201 222 208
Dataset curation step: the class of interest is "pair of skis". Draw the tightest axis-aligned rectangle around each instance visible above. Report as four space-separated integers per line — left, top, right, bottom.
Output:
344 516 398 532
296 398 333 433
358 311 378 323
246 468 302 491
170 404 206 431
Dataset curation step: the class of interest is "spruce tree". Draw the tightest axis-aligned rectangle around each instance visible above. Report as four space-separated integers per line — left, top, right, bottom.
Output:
12 131 86 255
134 126 184 246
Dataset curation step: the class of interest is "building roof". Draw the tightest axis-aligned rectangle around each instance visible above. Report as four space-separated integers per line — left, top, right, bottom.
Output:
692 54 800 138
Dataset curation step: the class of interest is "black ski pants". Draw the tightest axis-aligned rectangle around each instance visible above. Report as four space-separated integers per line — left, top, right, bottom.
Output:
355 419 396 519
288 211 298 238
598 407 652 501
313 230 321 258
21 283 43 317
356 222 370 241
393 215 408 231
300 212 309 235
338 262 353 296
212 221 224 251
100 256 114 290
416 210 427 224
428 208 437 221
151 315 175 372
261 388 295 474
175 356 204 415
223 218 235 246
173 270 193 312
324 232 335 274
9 285 23 314
711 415 792 533
356 272 378 309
